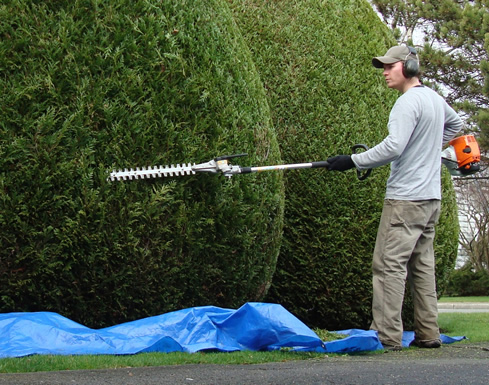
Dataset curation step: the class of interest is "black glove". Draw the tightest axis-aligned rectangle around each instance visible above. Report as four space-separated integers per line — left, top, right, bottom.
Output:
326 155 355 171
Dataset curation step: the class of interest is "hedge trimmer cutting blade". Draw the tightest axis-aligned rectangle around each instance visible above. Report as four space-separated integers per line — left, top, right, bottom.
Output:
108 154 247 181
108 163 196 181
108 146 373 182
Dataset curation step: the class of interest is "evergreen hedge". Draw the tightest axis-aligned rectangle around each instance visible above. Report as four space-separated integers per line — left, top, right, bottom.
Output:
0 0 459 331
229 0 460 329
0 0 284 328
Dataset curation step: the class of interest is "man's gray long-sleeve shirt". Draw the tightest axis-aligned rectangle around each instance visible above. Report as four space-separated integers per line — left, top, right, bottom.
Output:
351 86 462 200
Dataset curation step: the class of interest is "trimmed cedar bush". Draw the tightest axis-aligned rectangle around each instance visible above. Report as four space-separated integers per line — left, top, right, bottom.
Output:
1 0 459 331
229 0 460 329
0 0 284 328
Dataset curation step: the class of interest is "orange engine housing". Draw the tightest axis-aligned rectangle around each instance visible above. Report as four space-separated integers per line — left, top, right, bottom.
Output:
449 134 481 171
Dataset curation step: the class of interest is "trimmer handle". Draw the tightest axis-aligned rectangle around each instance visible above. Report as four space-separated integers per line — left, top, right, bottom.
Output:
352 144 372 180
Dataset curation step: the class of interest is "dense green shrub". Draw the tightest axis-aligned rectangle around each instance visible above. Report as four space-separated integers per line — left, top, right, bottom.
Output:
0 0 460 331
229 0 460 329
0 0 284 327
445 265 489 297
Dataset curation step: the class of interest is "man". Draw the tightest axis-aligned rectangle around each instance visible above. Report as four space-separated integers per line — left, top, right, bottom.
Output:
326 45 463 351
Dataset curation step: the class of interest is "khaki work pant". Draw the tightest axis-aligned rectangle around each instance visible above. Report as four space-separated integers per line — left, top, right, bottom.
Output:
370 199 441 346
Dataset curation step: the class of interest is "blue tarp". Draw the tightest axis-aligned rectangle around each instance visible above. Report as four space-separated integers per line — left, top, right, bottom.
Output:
0 302 464 358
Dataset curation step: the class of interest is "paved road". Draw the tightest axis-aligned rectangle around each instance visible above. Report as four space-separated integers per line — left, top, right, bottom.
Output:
2 343 489 385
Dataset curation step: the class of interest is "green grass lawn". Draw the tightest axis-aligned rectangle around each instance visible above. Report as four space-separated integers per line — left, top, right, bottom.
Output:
439 312 489 343
0 351 324 373
438 297 489 343
439 296 489 302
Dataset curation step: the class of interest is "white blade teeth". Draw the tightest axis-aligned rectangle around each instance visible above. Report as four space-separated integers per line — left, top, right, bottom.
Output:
108 162 195 181
148 165 156 179
162 165 169 177
176 163 183 176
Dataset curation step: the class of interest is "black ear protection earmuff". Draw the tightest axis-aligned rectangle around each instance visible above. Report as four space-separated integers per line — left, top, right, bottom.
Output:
403 46 420 78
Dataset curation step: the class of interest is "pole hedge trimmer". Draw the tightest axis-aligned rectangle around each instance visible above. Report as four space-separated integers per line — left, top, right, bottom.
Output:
108 135 481 182
108 144 373 182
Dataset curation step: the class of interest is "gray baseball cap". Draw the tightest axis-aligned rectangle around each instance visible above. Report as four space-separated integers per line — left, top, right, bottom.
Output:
372 45 415 68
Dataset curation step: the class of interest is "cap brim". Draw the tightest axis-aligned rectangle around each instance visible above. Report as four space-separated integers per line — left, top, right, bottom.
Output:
372 56 400 68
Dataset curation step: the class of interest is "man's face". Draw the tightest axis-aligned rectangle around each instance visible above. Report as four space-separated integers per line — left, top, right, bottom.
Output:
382 61 406 91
